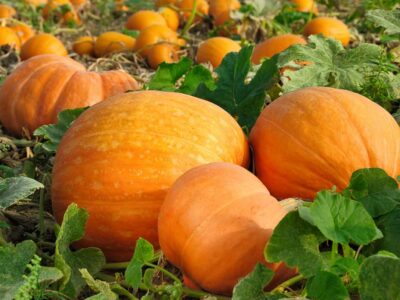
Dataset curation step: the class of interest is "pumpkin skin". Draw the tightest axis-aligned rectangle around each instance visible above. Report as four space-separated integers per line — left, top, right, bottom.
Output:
20 33 67 60
94 32 136 57
209 0 241 26
0 4 16 19
158 162 295 295
134 25 178 57
24 0 47 6
304 17 350 46
0 27 21 51
291 0 318 13
196 37 241 68
159 7 180 31
73 36 96 56
178 0 209 21
252 34 307 65
147 43 180 69
51 91 249 262
0 54 139 135
10 23 35 45
155 0 178 7
125 10 167 31
250 87 400 200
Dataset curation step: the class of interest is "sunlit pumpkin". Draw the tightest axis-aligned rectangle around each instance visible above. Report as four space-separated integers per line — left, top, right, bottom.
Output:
73 36 96 56
125 10 167 31
159 7 180 31
134 25 178 57
0 4 16 19
0 27 21 51
291 0 318 14
304 17 350 46
178 0 209 21
155 0 178 7
20 33 67 60
94 31 136 57
10 23 35 45
196 37 241 68
24 0 47 6
209 0 241 26
147 43 180 69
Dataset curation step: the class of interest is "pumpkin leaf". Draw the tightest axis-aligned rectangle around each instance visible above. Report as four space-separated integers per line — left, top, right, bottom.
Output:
278 35 383 93
359 254 400 300
232 263 273 300
33 107 87 153
195 46 279 132
0 176 43 209
266 211 328 278
366 9 400 35
305 271 349 300
125 238 154 290
55 203 106 298
299 191 383 245
79 269 118 300
330 257 360 284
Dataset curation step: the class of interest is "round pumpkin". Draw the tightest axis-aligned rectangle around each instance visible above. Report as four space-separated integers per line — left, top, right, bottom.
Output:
0 54 139 135
158 162 295 295
249 87 400 200
134 25 178 57
51 91 249 262
0 4 16 19
125 10 167 31
0 27 21 51
196 37 241 68
147 43 179 69
159 7 180 31
20 33 67 60
155 0 178 7
209 0 240 26
291 0 318 13
73 36 96 56
178 0 209 21
10 23 35 45
252 34 307 64
42 0 81 25
94 31 136 57
304 17 350 46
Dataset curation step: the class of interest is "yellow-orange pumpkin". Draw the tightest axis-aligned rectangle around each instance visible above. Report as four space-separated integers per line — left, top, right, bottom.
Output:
303 17 350 46
178 0 209 21
94 31 136 57
0 27 21 50
291 0 318 13
155 0 178 7
20 33 67 60
250 87 400 200
42 0 81 25
51 91 249 261
158 162 295 295
252 34 307 64
24 0 47 6
125 10 167 31
0 4 16 19
147 43 180 69
0 54 139 135
159 7 180 31
134 25 178 57
196 37 241 68
209 0 240 26
10 23 35 45
73 36 96 56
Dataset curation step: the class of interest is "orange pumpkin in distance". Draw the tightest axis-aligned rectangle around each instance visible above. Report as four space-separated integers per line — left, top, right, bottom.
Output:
10 23 35 45
291 0 318 14
155 0 178 7
42 0 81 25
0 4 16 19
250 87 400 200
252 34 307 64
196 37 241 68
73 36 96 56
147 43 180 69
0 27 21 51
51 91 249 261
178 0 209 21
24 0 47 6
134 25 178 57
20 33 67 60
159 7 180 31
94 32 136 57
158 162 295 295
209 0 241 26
304 17 350 46
0 54 139 135
125 10 167 31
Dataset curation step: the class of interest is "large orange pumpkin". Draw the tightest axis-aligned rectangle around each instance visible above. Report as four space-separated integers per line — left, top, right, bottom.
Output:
134 25 178 57
209 0 241 26
0 4 16 19
159 7 180 31
0 54 139 135
94 32 136 57
303 17 350 46
252 34 307 64
51 91 249 261
20 33 68 60
158 162 295 295
250 87 400 200
10 23 35 45
125 10 167 31
196 37 241 68
0 27 21 51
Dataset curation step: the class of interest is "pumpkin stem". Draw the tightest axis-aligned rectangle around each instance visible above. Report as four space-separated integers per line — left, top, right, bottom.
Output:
180 0 198 38
271 274 305 293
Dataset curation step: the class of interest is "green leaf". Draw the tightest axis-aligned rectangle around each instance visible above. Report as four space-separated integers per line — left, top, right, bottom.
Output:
178 65 216 95
33 107 87 153
195 46 279 132
343 168 400 218
125 238 154 290
306 271 349 300
0 176 43 209
0 240 37 300
359 254 400 300
266 211 328 278
330 257 360 284
299 190 383 245
55 203 106 298
79 269 118 300
367 9 400 35
232 263 273 300
278 35 383 93
38 267 64 285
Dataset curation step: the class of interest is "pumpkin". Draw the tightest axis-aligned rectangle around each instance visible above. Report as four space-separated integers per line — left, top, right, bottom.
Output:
51 91 249 261
209 0 241 26
20 33 67 60
42 0 81 25
73 36 96 56
158 162 295 295
252 34 307 65
0 27 21 51
178 0 209 21
94 32 136 57
196 37 241 68
0 54 139 135
249 87 400 200
10 23 35 45
134 25 178 57
125 10 167 31
304 17 350 46
0 4 16 19
24 0 47 6
70 0 87 8
291 0 318 13
155 0 178 7
159 7 180 31
147 43 179 69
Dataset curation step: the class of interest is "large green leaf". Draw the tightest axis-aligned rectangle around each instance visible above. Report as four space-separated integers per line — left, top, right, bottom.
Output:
306 271 349 300
367 9 400 35
0 176 43 209
80 269 118 300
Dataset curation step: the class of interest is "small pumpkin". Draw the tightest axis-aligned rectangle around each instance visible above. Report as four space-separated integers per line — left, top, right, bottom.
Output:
0 54 139 135
159 7 180 31
304 17 350 46
0 4 16 19
147 43 180 69
42 0 81 25
10 23 35 45
209 0 241 26
51 91 249 261
73 36 96 56
134 25 178 57
20 33 67 60
94 31 136 57
196 37 241 68
0 27 21 50
252 34 307 64
158 162 295 295
249 87 400 200
291 0 318 14
125 10 167 31
24 0 47 6
178 0 209 21
155 0 178 7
